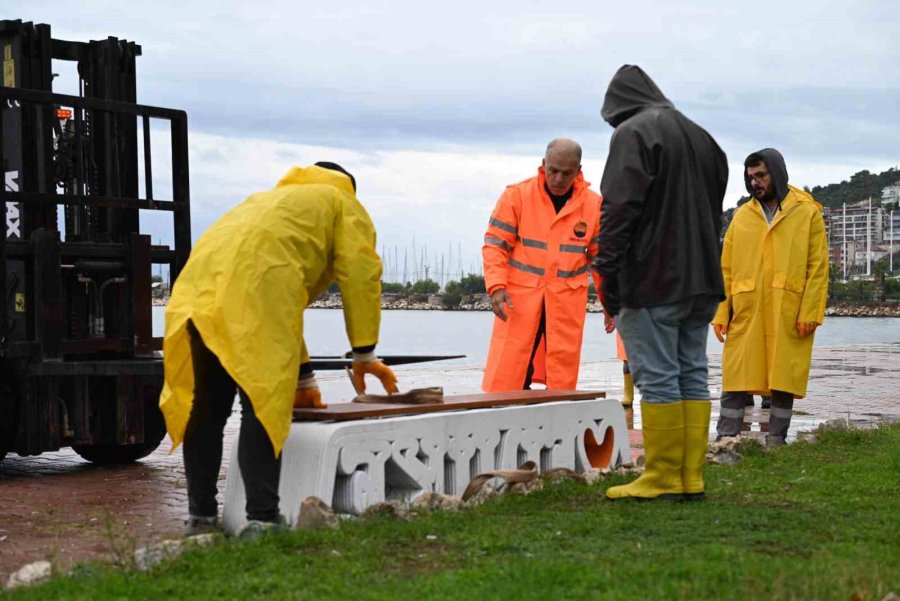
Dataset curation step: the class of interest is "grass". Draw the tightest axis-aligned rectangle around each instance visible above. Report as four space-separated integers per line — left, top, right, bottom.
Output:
5 424 900 601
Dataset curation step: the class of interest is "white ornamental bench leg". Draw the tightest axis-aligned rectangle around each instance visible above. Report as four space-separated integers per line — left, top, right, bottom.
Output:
223 398 629 533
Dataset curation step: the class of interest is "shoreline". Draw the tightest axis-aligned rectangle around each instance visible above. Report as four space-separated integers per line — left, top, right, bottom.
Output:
303 295 900 317
152 296 900 317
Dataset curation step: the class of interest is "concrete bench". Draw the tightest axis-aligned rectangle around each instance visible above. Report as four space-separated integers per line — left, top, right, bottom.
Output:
222 391 628 533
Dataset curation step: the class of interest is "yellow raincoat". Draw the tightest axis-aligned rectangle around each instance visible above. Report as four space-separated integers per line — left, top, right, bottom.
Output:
159 165 382 455
713 185 828 398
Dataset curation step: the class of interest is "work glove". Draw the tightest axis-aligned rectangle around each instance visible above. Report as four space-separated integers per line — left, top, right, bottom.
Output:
294 374 327 409
351 351 399 395
796 322 818 338
713 323 728 343
601 277 621 317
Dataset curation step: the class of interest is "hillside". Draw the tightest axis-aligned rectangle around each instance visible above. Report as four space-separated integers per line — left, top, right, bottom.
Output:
810 167 899 209
721 165 900 237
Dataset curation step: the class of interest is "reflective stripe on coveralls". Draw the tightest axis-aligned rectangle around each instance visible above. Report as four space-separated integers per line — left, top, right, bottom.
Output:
482 167 603 391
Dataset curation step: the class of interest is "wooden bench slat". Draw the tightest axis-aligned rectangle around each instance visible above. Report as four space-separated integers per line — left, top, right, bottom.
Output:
293 389 605 421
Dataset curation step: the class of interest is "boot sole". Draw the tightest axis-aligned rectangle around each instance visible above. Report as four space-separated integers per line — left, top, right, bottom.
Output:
606 492 684 502
682 492 706 501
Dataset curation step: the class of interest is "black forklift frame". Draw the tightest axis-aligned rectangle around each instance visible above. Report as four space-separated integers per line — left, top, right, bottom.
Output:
0 86 191 359
1 20 190 459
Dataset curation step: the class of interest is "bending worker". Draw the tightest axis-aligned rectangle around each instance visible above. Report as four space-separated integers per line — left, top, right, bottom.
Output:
160 163 398 536
713 149 828 447
482 138 603 391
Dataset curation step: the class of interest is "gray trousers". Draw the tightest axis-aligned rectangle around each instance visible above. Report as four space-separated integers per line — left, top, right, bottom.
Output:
717 390 794 445
616 295 719 403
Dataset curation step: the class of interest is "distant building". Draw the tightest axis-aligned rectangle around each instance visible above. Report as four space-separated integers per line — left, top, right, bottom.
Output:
826 198 896 278
885 210 900 243
882 182 900 207
828 199 885 248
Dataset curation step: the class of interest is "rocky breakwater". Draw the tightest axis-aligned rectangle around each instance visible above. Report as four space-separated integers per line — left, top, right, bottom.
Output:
825 301 900 317
309 293 610 312
310 293 490 311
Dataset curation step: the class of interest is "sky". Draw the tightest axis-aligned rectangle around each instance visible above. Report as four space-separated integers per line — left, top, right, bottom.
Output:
8 1 900 283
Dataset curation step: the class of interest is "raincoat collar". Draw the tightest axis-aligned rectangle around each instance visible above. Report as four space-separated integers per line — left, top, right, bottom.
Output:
537 167 591 222
748 184 821 229
601 65 674 128
537 166 590 196
276 165 356 197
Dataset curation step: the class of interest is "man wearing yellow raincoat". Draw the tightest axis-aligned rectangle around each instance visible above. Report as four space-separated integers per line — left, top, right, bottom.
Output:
160 163 398 535
713 149 828 446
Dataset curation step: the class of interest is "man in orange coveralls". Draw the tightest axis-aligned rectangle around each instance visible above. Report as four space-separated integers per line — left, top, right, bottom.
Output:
481 139 604 392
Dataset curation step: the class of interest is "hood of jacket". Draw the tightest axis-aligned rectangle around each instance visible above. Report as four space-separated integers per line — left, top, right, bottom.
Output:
276 165 356 197
601 65 674 128
744 148 789 203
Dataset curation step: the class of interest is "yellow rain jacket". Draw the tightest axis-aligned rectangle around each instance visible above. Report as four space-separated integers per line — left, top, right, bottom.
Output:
159 165 382 455
713 185 828 398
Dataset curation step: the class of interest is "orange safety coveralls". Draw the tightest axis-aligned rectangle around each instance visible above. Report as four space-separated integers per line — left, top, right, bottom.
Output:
616 332 628 361
482 167 603 391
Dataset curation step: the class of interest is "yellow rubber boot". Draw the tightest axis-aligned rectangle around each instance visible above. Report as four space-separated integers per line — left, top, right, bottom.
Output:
606 401 684 500
682 400 711 500
622 373 634 406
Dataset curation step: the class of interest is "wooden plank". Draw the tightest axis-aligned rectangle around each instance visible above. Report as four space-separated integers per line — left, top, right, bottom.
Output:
293 389 605 422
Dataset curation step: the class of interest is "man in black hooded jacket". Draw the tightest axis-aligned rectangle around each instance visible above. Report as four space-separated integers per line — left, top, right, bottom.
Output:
594 65 728 501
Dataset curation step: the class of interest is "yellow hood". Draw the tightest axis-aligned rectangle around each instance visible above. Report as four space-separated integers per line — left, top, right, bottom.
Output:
277 165 356 197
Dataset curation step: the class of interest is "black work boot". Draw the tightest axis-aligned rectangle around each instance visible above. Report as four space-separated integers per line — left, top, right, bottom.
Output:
766 391 793 447
716 391 748 441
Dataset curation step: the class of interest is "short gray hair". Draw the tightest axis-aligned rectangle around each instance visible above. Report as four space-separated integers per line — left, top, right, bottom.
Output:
545 138 582 163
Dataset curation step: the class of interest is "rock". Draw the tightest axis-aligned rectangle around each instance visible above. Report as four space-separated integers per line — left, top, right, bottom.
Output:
582 468 611 485
796 431 818 444
5 560 52 590
879 593 899 601
506 478 544 496
134 532 219 571
616 465 643 476
706 435 763 464
708 449 742 465
462 480 499 507
296 497 338 529
185 533 219 548
409 492 462 512
360 500 408 520
815 418 852 433
134 539 184 571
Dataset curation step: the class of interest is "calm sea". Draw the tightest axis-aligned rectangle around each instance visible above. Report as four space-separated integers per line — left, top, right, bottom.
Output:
152 306 899 369
152 306 899 417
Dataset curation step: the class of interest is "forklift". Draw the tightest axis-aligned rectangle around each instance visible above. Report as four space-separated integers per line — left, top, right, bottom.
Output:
0 20 190 464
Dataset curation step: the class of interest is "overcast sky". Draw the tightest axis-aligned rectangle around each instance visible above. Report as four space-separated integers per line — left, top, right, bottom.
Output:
9 1 900 283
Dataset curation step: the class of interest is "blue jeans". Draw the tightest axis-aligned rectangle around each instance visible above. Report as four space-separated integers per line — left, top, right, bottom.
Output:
617 295 719 404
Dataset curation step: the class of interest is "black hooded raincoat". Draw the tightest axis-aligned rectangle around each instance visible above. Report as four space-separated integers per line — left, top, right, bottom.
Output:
594 65 728 310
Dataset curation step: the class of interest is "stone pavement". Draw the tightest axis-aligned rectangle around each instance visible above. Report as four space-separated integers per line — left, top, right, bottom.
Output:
1 342 897 584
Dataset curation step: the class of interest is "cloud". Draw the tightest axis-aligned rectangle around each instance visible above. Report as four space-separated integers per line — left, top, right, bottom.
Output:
129 131 892 288
13 0 897 161
9 0 898 281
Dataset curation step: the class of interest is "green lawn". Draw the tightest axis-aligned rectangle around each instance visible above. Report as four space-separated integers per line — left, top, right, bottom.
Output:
6 424 900 601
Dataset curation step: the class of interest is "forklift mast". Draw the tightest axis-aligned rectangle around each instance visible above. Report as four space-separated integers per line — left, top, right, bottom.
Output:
0 20 191 463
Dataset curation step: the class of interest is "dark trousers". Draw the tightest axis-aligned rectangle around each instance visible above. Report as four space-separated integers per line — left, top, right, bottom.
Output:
523 305 547 389
184 321 282 522
717 390 793 441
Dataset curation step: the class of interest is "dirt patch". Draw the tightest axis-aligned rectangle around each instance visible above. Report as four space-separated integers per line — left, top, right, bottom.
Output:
0 430 230 586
